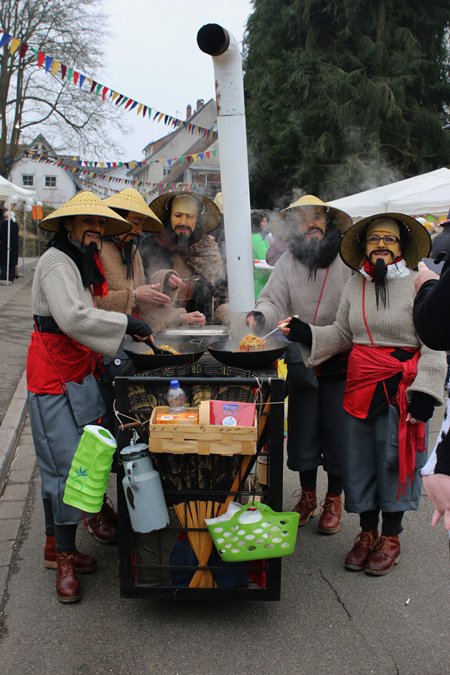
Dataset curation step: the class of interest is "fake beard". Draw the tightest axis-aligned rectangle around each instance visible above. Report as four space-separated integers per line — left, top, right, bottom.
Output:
82 241 106 287
289 224 341 280
176 231 192 248
373 257 388 309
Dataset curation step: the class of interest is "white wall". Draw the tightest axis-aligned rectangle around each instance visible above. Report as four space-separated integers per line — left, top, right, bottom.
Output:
9 158 77 208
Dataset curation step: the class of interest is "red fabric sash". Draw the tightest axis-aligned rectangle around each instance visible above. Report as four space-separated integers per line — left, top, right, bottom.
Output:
92 252 108 297
27 332 100 395
344 343 425 495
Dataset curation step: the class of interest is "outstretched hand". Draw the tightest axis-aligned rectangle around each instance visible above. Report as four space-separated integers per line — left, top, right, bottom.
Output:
135 283 171 306
414 261 439 292
422 473 450 530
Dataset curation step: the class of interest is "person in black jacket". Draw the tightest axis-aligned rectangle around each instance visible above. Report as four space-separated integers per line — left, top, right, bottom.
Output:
413 259 450 539
413 259 450 350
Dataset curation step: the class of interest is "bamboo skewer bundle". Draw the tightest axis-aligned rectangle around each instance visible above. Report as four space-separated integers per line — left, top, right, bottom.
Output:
173 397 271 589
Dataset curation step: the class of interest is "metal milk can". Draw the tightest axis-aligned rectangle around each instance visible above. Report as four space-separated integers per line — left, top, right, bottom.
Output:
120 440 169 533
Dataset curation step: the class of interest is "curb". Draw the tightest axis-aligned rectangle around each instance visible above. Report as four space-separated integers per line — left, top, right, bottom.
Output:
0 371 28 493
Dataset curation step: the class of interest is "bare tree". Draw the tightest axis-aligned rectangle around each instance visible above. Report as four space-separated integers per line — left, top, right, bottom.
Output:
0 0 130 177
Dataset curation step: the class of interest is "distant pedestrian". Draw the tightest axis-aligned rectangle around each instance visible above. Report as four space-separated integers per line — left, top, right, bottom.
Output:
0 207 19 282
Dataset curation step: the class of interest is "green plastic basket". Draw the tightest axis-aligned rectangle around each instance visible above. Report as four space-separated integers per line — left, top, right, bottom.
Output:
207 502 300 562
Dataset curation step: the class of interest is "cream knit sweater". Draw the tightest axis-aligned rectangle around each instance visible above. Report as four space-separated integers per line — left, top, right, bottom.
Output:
303 272 447 405
32 247 127 357
256 251 353 329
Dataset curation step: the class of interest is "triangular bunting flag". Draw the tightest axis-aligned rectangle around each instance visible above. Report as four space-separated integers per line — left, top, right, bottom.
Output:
9 37 21 54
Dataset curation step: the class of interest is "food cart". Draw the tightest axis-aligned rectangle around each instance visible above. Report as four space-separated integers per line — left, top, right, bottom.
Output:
114 346 288 601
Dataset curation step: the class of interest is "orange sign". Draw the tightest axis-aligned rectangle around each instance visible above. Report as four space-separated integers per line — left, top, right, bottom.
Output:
32 205 43 220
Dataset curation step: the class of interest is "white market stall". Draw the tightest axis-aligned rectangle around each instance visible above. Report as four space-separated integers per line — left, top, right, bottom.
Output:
328 167 450 219
0 175 36 283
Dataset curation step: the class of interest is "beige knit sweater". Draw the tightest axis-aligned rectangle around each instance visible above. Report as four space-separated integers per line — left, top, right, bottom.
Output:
31 247 127 357
256 250 353 328
303 272 447 405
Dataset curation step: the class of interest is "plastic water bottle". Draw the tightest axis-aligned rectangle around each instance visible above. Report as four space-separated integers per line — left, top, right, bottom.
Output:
167 379 186 412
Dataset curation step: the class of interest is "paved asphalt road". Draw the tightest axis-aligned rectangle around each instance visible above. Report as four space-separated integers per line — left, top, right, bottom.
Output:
0 265 449 674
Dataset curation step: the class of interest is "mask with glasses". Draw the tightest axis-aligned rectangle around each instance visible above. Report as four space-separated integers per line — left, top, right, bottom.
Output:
366 234 400 245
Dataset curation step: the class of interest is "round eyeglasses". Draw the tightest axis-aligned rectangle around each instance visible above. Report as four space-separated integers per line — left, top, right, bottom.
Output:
366 234 400 245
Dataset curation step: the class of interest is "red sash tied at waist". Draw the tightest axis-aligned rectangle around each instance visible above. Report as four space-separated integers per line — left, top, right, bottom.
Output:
27 331 100 395
344 343 425 495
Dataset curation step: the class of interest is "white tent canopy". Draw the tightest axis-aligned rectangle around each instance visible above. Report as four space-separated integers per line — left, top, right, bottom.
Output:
0 174 35 202
328 168 450 219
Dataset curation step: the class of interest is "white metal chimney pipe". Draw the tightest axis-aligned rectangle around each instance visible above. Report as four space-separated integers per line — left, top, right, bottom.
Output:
197 23 254 336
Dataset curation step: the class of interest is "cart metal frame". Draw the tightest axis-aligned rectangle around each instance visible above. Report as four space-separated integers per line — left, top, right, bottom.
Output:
115 374 286 600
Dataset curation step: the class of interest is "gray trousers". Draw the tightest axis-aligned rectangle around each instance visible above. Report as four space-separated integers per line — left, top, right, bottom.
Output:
342 409 426 513
28 392 97 525
286 372 347 476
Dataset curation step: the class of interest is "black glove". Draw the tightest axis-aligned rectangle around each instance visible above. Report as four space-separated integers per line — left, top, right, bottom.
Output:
125 315 152 338
286 316 312 346
246 311 265 331
408 391 435 423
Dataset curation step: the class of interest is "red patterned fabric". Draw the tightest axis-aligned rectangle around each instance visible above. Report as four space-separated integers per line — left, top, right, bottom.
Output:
344 343 425 495
27 331 100 394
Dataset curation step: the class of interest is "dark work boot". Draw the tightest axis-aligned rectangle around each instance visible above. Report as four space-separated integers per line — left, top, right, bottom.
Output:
56 553 81 603
292 489 318 527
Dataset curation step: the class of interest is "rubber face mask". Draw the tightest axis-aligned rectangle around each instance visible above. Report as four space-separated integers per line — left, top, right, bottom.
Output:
66 215 106 250
170 195 199 235
294 206 327 240
365 219 402 264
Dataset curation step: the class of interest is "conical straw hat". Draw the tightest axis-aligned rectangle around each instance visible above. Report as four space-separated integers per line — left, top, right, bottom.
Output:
149 191 221 232
103 188 162 232
280 194 353 233
39 191 131 236
339 212 431 271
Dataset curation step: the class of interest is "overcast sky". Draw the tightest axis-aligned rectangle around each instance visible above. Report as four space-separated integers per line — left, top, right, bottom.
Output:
102 0 253 161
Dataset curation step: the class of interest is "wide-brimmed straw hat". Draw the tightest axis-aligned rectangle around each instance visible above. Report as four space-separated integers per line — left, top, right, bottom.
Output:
39 191 131 236
103 188 162 232
280 195 353 233
339 212 431 271
149 191 221 232
213 191 224 214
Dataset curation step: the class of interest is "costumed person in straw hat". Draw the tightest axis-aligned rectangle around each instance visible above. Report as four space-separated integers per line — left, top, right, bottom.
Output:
102 188 207 333
280 213 447 575
26 191 153 604
413 252 450 547
247 195 353 534
79 188 163 543
140 191 228 323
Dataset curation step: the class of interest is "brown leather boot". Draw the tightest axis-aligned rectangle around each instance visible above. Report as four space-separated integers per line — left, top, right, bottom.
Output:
56 552 81 603
87 500 118 544
292 489 317 527
365 534 401 576
44 536 97 573
318 493 343 535
344 530 378 571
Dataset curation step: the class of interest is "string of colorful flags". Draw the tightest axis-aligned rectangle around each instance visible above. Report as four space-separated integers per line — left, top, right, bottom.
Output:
25 152 204 193
24 147 219 170
0 28 217 140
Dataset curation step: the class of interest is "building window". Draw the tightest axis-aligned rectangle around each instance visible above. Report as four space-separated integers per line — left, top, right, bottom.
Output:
162 166 171 176
45 176 57 188
22 174 34 187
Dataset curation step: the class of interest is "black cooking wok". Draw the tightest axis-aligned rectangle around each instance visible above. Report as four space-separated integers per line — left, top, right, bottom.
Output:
207 337 287 370
123 337 206 371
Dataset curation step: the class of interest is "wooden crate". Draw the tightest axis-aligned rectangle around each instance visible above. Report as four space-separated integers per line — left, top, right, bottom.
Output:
149 401 257 456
